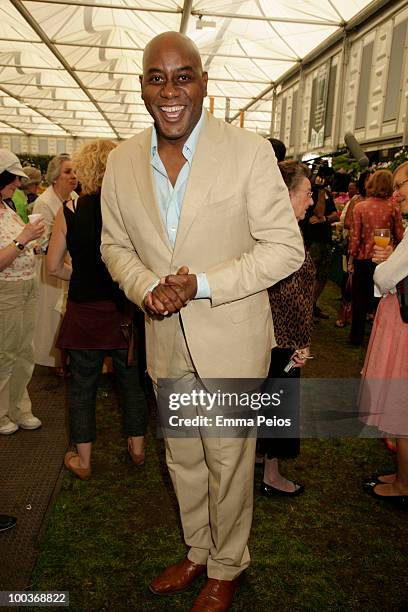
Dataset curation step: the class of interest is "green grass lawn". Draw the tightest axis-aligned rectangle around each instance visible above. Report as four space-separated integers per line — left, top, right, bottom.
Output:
29 283 408 611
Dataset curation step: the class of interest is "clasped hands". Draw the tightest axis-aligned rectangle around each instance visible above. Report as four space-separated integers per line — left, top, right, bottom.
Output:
144 266 198 317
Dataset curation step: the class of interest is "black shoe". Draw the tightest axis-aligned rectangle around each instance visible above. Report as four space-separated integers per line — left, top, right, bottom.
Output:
0 515 17 532
260 481 304 497
369 485 408 510
313 306 329 319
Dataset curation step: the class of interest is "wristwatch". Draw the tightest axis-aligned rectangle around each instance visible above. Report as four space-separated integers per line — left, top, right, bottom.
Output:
12 239 25 251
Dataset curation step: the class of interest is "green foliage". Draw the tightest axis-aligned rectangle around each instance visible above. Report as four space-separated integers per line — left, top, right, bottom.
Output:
388 147 408 173
331 153 360 178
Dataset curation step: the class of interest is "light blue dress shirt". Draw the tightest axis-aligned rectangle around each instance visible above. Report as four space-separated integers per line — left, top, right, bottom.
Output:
150 111 210 299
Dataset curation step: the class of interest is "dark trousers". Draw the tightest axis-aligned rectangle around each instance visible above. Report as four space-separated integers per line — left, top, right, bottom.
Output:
67 348 148 444
350 259 377 345
257 347 300 460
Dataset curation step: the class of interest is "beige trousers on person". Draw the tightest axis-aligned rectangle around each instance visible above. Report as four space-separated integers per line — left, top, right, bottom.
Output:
0 278 37 426
157 320 256 581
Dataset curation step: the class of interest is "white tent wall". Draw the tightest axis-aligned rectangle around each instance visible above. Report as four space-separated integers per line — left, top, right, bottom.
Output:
271 0 408 159
0 132 105 154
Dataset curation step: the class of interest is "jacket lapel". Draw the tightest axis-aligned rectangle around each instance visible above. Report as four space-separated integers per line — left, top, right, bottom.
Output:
129 128 172 254
173 112 223 257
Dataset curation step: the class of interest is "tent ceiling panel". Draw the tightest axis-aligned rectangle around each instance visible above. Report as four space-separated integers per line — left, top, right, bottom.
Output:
24 1 180 42
0 0 377 138
0 122 22 132
0 2 42 40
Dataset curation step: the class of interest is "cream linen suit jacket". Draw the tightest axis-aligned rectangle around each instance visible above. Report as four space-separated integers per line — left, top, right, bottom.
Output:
101 111 304 381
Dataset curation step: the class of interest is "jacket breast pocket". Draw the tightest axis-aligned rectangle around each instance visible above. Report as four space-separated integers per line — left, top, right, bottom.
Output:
200 194 239 218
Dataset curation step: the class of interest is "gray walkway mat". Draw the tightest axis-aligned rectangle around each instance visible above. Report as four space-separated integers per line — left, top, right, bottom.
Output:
0 367 68 590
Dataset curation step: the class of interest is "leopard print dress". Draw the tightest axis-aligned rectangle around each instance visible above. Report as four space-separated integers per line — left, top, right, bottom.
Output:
268 252 315 350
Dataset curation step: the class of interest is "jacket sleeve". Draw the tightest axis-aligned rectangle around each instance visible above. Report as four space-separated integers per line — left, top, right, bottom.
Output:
206 138 305 307
100 152 159 308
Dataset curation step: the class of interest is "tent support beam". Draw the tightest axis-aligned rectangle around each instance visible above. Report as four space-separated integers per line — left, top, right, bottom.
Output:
180 0 193 34
191 11 339 26
0 118 28 135
22 0 180 13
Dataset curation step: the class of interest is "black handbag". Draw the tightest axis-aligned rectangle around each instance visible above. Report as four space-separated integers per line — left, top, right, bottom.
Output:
396 276 408 323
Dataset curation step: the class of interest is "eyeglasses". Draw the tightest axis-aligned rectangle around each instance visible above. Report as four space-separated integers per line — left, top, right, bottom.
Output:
293 188 313 198
393 177 408 191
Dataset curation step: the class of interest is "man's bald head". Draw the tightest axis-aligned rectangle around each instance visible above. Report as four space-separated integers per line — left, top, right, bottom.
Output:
143 32 203 72
140 31 208 147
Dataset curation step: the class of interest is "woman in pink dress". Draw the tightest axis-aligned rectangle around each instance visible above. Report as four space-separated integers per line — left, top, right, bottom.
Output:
360 161 408 509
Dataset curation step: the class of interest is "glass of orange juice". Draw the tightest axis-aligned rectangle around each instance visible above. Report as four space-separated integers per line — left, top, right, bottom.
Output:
374 228 390 248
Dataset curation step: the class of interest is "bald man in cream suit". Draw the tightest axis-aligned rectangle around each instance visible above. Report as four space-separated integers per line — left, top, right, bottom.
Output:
101 31 304 612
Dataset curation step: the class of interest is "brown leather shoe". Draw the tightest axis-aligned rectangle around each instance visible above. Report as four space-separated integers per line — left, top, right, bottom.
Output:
190 577 240 611
149 558 206 595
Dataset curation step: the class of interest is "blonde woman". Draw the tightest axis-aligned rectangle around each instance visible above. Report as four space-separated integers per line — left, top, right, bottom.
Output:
33 154 78 373
47 140 148 480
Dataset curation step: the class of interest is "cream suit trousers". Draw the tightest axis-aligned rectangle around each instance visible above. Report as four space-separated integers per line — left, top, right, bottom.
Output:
159 317 257 581
0 278 37 426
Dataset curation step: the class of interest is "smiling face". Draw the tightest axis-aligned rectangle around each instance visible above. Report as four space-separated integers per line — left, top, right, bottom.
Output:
0 175 21 200
53 160 77 198
140 33 208 147
290 176 314 220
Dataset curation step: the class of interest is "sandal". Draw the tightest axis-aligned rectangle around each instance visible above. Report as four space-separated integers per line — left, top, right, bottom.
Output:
363 473 396 491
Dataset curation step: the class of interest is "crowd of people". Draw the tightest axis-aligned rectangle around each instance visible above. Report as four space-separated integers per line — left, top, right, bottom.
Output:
1 30 407 611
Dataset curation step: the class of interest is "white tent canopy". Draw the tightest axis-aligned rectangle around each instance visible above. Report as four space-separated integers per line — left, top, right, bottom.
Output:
0 0 377 139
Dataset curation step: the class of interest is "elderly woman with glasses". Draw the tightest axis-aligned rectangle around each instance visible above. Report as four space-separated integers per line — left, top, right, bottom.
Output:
257 160 315 498
32 154 78 375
